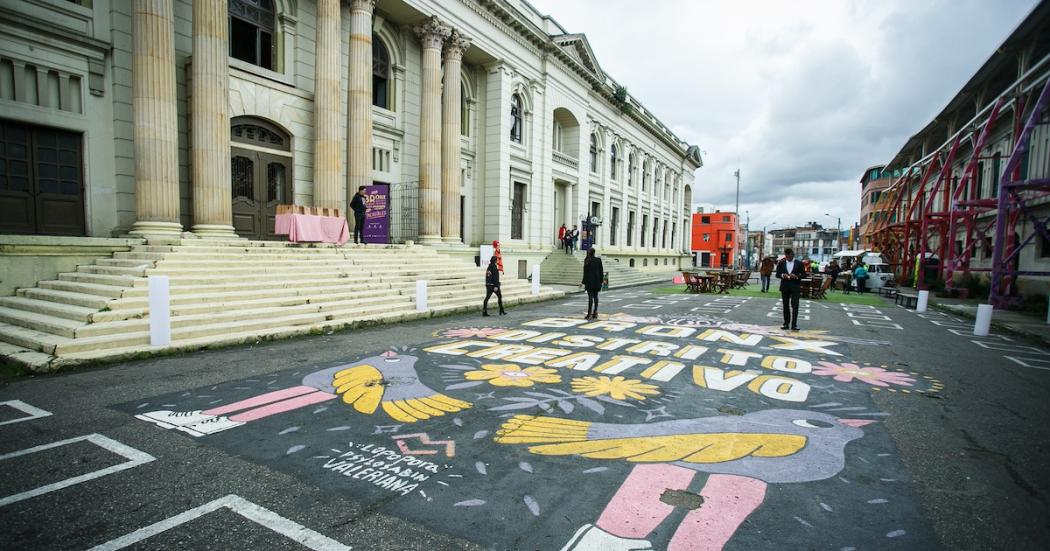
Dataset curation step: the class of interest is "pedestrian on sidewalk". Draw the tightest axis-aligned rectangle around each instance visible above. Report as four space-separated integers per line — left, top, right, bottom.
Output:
759 256 775 292
482 255 505 317
776 248 804 330
349 186 367 245
570 225 579 254
558 224 567 250
853 262 869 294
581 248 604 319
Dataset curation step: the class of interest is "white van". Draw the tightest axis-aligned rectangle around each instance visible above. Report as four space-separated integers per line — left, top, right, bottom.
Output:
833 250 894 291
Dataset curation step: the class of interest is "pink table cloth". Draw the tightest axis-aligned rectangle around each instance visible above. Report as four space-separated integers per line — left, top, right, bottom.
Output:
274 213 350 245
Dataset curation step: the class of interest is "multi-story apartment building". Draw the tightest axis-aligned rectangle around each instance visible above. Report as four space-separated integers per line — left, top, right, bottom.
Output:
690 209 737 268
859 165 895 249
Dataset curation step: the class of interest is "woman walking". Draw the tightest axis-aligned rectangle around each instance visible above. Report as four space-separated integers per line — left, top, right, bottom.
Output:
482 256 506 316
581 248 604 319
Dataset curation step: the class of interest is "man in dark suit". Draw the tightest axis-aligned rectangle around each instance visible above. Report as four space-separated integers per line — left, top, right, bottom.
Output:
775 248 805 330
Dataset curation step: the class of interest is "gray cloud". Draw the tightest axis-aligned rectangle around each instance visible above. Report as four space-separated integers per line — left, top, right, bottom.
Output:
527 0 1037 230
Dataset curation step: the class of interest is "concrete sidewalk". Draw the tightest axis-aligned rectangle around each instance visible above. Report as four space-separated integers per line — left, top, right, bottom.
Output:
932 297 1050 346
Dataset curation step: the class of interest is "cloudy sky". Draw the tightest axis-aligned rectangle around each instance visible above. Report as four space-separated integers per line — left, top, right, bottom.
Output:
528 0 1038 233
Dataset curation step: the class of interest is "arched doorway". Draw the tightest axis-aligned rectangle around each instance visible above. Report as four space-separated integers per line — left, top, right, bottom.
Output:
230 117 292 240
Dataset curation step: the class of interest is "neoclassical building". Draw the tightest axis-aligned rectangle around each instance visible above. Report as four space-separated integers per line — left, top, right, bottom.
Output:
0 0 700 275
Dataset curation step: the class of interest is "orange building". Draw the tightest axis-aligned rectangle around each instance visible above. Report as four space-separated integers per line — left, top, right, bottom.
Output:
690 210 738 268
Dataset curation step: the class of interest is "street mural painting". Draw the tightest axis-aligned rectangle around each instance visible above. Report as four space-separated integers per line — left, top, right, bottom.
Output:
122 314 944 550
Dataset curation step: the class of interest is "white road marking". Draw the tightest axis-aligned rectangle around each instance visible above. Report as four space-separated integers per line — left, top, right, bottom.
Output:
1004 356 1050 371
0 434 155 507
0 400 52 426
89 494 351 551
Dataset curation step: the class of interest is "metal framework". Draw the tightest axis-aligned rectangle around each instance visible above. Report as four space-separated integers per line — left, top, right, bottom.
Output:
867 60 1050 308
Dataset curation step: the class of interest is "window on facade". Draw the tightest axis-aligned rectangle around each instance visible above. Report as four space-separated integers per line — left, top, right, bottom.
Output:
610 207 619 246
510 94 523 143
460 84 469 136
229 0 276 70
1040 232 1050 258
701 216 710 224
627 211 635 246
627 153 635 186
725 233 732 242
703 233 710 242
609 144 618 181
373 37 391 109
991 152 1001 198
722 216 730 222
552 119 562 151
589 134 598 173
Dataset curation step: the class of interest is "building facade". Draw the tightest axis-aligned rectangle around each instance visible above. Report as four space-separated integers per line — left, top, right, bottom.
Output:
858 165 894 249
792 222 839 263
0 0 700 278
769 228 795 257
689 209 737 268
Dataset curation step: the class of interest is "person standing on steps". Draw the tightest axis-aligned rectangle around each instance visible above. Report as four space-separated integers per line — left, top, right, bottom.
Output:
349 186 367 245
775 248 805 331
558 224 567 250
482 255 506 317
581 248 604 320
759 256 775 293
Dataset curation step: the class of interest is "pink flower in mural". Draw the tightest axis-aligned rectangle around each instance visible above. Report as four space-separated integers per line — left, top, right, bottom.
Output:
440 327 508 339
812 362 916 388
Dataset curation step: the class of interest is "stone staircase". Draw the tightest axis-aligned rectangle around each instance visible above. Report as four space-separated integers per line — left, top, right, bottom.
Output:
539 250 676 288
0 239 563 372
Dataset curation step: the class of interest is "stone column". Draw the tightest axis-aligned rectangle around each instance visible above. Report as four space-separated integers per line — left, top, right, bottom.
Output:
190 0 237 238
129 0 182 237
441 30 471 243
313 0 343 210
414 16 451 244
346 0 376 208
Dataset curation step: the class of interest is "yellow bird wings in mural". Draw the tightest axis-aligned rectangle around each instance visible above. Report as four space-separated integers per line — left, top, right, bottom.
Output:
328 354 471 423
495 415 805 463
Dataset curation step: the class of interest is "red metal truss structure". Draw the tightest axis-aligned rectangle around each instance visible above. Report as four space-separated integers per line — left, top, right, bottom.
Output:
865 5 1050 306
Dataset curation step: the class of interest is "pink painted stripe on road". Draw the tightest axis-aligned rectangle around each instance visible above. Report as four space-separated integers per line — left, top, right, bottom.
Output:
229 390 338 423
668 474 767 551
204 386 318 416
596 463 696 538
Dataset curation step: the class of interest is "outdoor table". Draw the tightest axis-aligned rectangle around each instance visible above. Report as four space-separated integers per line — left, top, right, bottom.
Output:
274 212 350 245
696 274 715 293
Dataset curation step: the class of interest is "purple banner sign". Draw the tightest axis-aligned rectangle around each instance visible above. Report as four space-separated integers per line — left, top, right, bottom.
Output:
363 185 389 244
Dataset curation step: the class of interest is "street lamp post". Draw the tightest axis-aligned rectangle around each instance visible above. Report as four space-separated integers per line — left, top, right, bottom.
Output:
733 169 740 270
824 213 841 262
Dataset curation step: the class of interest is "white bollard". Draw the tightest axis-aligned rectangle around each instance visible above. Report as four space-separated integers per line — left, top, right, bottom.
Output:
916 290 929 313
974 304 993 336
531 265 540 296
148 275 171 346
416 280 428 311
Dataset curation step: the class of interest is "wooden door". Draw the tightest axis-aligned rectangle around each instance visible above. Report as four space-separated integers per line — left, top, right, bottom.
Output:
0 121 84 236
230 148 291 240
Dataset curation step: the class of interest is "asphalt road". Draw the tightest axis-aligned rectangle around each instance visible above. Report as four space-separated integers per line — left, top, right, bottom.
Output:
1 286 1047 551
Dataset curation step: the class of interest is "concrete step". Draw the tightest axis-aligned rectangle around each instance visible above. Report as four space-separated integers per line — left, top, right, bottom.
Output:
58 272 140 287
0 306 85 338
95 258 159 268
18 288 115 309
38 280 134 299
0 341 54 371
77 264 150 277
0 296 97 322
0 321 70 355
